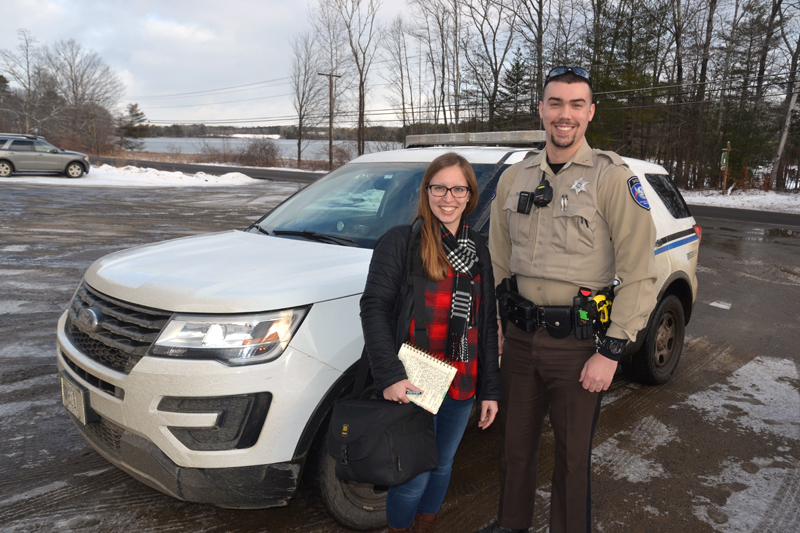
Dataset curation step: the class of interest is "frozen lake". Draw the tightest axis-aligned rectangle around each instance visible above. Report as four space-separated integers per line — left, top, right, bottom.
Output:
139 137 402 159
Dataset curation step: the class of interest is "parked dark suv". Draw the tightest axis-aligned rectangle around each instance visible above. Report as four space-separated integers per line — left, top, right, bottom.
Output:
0 134 90 178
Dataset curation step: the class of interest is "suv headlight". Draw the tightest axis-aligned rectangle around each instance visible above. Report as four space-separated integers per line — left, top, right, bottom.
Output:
148 307 309 366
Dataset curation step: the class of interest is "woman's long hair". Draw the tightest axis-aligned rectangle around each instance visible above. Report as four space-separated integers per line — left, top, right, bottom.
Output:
416 152 478 281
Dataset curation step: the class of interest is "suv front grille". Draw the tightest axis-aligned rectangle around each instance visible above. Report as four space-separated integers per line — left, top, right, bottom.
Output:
67 284 172 374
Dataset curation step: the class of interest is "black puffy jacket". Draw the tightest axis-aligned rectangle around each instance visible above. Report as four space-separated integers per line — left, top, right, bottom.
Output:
359 221 502 402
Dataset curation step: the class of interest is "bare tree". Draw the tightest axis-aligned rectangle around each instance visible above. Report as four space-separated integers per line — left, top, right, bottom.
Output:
43 38 124 153
311 0 354 165
411 0 458 128
515 0 550 117
695 0 718 102
382 15 417 137
0 29 51 134
770 0 800 186
756 0 784 98
332 0 382 156
0 74 9 131
548 0 584 67
290 31 324 168
462 0 518 131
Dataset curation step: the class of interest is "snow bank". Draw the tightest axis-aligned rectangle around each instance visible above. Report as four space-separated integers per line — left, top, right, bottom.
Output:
2 164 265 188
681 189 800 214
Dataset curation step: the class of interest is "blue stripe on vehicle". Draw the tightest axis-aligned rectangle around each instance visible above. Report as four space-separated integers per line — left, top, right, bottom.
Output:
654 234 699 255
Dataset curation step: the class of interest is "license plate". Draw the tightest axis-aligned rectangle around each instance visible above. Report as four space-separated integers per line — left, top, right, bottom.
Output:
60 371 89 425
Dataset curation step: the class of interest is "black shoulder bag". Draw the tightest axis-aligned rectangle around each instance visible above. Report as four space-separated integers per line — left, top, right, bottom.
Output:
326 248 438 486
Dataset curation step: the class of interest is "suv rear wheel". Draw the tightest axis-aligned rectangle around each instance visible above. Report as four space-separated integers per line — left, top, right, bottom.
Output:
622 294 685 385
0 160 12 177
65 162 84 178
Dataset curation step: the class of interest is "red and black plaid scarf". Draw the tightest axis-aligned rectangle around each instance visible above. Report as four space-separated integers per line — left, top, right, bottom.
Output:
440 220 482 362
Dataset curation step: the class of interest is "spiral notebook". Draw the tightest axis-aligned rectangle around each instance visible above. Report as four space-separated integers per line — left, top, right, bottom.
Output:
397 343 458 415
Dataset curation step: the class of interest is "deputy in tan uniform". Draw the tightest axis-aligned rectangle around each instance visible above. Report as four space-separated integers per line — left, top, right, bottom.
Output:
477 67 658 533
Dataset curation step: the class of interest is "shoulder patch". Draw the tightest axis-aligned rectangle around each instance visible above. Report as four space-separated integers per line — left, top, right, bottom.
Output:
627 176 650 210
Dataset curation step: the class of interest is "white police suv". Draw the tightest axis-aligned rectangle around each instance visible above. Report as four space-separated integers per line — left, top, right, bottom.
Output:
56 132 700 530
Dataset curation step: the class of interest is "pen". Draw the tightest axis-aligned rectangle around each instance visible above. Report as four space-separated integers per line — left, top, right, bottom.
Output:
406 390 422 395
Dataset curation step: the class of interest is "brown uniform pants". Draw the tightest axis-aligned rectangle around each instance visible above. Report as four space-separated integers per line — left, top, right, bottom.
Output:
498 323 603 533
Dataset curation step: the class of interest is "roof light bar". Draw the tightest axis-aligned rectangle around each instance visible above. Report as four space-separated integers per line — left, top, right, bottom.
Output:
405 130 546 148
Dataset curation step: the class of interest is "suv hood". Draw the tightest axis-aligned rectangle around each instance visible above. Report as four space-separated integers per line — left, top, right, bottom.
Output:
84 230 373 313
60 149 87 157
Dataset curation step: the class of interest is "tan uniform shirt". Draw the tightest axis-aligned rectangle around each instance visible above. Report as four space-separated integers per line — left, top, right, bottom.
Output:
489 139 657 341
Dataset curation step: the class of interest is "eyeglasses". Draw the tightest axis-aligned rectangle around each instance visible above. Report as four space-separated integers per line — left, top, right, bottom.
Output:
427 184 471 198
544 66 592 88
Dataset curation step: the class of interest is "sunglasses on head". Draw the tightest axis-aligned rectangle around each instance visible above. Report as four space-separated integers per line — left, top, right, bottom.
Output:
544 66 592 88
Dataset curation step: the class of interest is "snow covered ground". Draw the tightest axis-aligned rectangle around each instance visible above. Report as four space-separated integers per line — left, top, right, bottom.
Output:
680 189 800 215
3 163 799 214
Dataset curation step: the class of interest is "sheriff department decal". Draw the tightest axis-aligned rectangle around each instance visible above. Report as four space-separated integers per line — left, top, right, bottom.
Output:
627 176 650 210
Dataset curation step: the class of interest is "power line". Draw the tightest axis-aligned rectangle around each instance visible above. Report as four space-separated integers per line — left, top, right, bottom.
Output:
126 78 291 100
140 93 293 109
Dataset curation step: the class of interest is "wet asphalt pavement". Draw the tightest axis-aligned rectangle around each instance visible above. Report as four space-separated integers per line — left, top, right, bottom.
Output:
1 178 799 533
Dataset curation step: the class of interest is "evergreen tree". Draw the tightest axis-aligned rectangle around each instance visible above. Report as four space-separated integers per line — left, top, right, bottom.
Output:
496 50 532 130
118 103 147 150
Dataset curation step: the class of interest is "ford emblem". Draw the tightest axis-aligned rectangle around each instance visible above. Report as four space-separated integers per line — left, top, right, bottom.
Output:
76 308 103 333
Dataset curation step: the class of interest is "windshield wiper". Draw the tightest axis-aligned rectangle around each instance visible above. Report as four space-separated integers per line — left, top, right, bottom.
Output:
247 223 272 235
272 229 357 247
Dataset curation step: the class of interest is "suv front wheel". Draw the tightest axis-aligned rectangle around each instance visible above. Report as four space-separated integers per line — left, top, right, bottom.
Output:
622 294 685 385
0 160 13 177
318 437 388 531
65 162 85 178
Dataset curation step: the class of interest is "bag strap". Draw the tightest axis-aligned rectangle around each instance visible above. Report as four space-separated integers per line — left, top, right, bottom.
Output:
352 346 370 397
412 252 429 351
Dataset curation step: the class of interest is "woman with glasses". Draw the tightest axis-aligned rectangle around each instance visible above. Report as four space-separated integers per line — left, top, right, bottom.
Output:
360 152 501 533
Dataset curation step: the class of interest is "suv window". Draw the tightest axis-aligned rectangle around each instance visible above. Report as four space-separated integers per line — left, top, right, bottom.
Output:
9 140 35 151
645 173 692 219
258 162 503 249
33 141 55 152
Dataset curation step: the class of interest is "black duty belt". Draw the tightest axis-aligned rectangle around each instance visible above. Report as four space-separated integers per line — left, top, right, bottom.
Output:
505 291 573 339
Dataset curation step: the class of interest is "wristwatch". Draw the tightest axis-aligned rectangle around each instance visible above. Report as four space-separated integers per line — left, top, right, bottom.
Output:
598 336 628 361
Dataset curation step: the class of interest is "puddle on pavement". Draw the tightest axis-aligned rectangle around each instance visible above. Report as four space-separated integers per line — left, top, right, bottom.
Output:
704 227 800 250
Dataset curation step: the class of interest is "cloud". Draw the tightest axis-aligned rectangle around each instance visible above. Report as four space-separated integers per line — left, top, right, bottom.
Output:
143 18 219 45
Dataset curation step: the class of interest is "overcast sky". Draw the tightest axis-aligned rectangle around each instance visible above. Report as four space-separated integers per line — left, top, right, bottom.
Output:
2 0 404 127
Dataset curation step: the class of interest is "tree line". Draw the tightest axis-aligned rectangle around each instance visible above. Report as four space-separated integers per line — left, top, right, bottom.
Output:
291 0 800 189
0 29 145 154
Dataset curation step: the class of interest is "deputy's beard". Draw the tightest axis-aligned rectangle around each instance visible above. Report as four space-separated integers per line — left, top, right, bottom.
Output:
549 123 579 148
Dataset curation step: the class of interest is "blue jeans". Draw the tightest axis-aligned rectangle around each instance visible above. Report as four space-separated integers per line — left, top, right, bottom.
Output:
386 396 474 528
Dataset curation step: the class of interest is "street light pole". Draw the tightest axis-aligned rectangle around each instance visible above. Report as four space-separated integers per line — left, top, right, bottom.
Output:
318 72 341 171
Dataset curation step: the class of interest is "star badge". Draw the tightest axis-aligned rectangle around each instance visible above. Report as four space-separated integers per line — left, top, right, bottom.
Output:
571 178 589 195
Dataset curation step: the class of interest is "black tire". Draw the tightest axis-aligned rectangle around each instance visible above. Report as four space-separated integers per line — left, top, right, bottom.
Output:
624 294 685 385
65 162 84 178
0 160 12 177
318 435 388 531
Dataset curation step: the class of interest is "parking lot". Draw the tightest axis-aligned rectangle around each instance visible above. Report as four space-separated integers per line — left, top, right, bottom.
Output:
1 179 799 532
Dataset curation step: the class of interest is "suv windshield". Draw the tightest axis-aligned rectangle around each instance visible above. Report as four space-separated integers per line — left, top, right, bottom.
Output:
257 162 505 248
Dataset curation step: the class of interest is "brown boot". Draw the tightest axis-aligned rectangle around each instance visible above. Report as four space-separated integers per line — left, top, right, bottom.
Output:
412 513 438 533
388 524 414 533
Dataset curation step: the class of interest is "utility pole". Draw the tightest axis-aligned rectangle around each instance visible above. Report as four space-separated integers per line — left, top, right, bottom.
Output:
318 72 341 171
